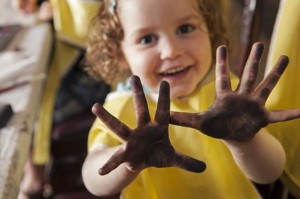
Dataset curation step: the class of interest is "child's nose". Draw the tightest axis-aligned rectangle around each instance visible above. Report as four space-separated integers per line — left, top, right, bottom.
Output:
160 38 183 60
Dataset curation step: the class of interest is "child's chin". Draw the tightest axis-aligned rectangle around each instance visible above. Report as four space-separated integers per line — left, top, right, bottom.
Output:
170 89 193 100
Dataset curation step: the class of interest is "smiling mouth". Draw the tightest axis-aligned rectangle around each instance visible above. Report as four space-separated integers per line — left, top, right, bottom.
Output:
159 66 191 76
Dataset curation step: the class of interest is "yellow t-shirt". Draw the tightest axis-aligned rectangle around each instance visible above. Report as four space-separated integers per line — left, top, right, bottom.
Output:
265 0 300 197
50 0 100 48
88 77 260 199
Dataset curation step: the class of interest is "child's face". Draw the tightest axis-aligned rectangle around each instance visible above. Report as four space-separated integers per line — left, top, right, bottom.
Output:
118 0 212 99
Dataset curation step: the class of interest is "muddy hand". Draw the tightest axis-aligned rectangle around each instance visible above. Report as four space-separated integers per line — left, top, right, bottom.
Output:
170 42 300 142
92 75 206 175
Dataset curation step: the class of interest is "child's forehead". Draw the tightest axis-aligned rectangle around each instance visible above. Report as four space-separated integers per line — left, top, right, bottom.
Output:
117 0 201 18
117 0 200 10
115 0 207 39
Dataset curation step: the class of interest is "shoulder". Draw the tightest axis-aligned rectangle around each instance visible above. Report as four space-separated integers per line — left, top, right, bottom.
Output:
101 90 137 126
88 90 136 150
105 90 133 109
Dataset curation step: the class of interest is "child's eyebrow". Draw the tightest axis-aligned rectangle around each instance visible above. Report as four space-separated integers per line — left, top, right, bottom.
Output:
128 26 157 39
126 14 204 39
177 14 204 24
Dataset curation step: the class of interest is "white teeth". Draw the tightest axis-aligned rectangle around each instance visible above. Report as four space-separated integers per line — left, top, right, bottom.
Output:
162 66 188 75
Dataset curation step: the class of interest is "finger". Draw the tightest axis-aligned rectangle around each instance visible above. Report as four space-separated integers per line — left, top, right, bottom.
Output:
26 0 38 13
215 45 232 95
130 75 151 126
98 149 125 175
155 81 170 125
253 56 289 103
268 109 300 123
92 103 131 141
170 111 203 130
174 152 206 173
237 42 264 94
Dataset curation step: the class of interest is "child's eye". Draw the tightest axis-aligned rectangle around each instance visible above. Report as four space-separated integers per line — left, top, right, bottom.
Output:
177 24 195 35
140 34 157 44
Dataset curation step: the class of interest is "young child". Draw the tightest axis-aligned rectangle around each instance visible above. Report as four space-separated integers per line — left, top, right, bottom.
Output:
82 0 300 198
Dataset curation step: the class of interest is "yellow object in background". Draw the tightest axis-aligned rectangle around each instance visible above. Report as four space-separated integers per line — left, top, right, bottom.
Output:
265 0 300 197
50 0 100 48
33 0 101 164
33 40 81 165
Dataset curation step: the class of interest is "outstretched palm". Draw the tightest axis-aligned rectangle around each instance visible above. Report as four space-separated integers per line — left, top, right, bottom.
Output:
92 76 206 175
170 42 300 142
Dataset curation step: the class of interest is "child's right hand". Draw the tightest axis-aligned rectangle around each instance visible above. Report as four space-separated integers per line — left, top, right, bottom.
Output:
92 75 206 175
170 43 300 142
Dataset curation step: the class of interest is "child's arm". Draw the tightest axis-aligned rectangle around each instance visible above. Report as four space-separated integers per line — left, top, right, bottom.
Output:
82 76 206 196
82 145 140 196
223 128 285 184
170 42 300 184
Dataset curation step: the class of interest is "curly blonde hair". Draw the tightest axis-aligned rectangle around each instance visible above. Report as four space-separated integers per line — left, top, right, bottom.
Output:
85 0 229 85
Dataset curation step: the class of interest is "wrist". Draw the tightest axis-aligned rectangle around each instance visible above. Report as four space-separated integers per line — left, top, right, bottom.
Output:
124 163 146 173
222 132 260 155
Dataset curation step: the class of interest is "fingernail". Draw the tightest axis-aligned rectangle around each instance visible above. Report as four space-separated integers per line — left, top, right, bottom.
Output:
254 43 264 60
277 56 289 74
219 46 227 60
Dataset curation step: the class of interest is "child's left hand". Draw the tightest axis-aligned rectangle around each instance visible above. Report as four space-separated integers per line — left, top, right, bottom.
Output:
170 42 300 142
